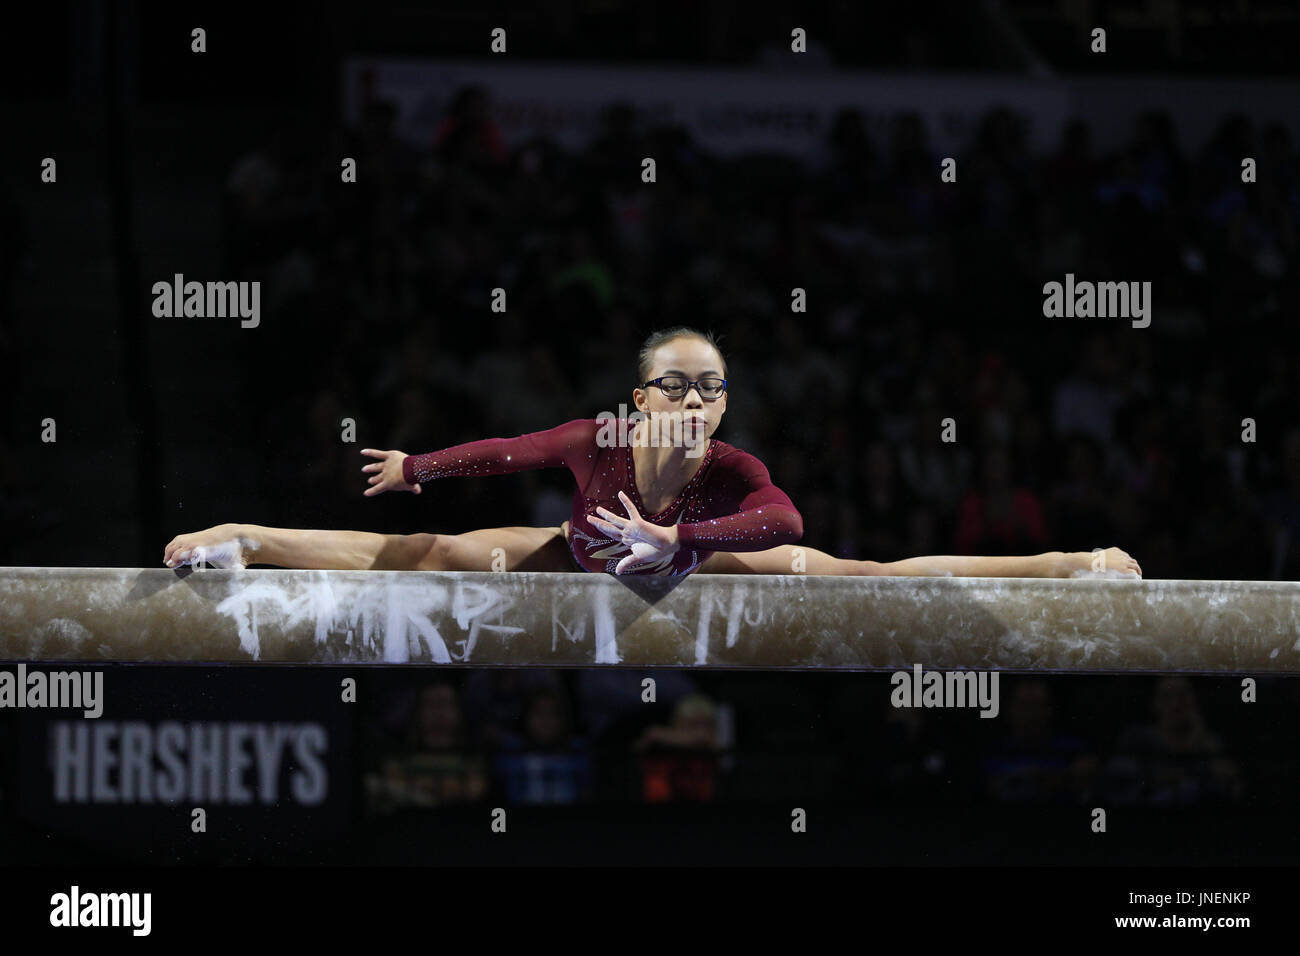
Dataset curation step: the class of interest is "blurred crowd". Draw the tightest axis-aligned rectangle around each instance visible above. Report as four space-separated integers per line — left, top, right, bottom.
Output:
363 670 1269 810
227 87 1299 580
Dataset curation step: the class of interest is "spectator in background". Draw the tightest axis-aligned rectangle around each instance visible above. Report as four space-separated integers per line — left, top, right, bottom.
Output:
371 680 487 811
1130 109 1189 208
224 130 288 272
634 694 723 803
820 107 877 199
462 669 564 750
435 84 507 171
983 679 1095 803
953 442 1049 556
223 126 322 276
471 311 578 433
1048 432 1118 550
371 324 470 411
895 377 973 508
576 670 698 743
857 440 916 560
1105 676 1242 805
1051 338 1124 447
1187 458 1270 580
1040 119 1099 220
863 703 950 800
492 688 593 805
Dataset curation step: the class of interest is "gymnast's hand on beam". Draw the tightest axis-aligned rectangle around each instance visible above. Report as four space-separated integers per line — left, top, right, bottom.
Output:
589 490 680 574
361 448 422 496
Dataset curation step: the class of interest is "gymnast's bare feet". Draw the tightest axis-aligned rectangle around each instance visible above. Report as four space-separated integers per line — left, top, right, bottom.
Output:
1063 547 1142 578
164 523 252 569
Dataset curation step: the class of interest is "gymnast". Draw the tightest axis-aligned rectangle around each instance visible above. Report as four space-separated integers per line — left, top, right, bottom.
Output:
163 327 1142 579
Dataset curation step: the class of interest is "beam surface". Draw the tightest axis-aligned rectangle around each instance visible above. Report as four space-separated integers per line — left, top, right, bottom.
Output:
0 567 1297 670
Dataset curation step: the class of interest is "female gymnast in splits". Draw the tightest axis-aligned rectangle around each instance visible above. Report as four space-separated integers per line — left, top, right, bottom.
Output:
163 327 1142 579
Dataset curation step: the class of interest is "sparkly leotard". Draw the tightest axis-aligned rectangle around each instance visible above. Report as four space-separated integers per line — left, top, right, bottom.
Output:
402 418 804 576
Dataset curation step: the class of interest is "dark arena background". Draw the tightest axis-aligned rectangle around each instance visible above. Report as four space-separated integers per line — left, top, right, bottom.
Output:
2 0 1298 937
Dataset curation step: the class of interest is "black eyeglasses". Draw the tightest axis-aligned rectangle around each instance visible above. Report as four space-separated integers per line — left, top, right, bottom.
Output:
640 376 728 399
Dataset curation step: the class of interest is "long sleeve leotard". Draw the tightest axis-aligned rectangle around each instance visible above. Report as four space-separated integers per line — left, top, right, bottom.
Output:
401 418 804 575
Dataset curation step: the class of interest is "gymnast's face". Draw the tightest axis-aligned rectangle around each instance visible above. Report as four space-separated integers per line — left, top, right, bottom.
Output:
632 337 728 444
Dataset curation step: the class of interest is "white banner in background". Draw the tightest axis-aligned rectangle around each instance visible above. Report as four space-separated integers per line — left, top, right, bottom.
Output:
343 57 1071 159
344 58 1300 162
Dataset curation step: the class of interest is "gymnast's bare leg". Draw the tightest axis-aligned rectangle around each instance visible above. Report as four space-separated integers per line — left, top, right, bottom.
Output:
698 544 1142 578
165 524 1139 578
163 522 574 572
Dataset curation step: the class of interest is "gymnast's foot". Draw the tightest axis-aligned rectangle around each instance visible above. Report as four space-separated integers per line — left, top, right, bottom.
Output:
1065 547 1142 578
163 524 251 569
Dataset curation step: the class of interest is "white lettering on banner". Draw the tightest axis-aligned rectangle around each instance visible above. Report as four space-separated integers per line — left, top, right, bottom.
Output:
50 721 329 806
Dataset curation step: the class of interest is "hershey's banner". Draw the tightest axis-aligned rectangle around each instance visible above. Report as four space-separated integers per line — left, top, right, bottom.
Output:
9 667 352 862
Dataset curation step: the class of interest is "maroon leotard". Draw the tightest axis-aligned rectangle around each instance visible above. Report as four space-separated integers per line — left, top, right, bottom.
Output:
402 418 804 576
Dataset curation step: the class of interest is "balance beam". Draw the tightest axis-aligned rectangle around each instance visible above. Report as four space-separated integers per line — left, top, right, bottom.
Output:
0 567 1296 670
